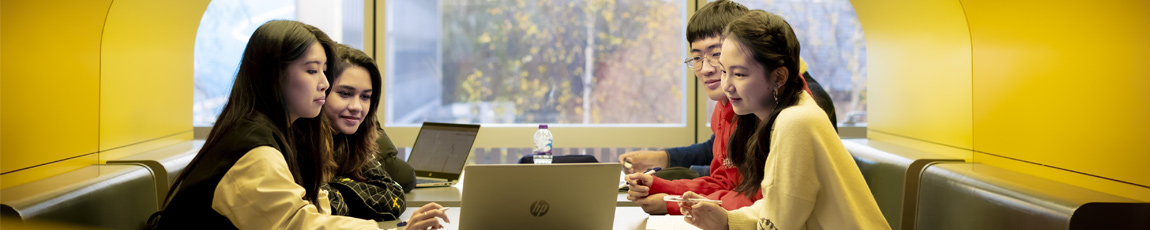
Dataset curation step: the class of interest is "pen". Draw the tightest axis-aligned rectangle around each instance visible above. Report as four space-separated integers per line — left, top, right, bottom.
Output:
663 195 723 205
619 167 662 189
396 207 450 227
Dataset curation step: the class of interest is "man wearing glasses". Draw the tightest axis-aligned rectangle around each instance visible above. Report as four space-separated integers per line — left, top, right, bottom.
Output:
621 0 756 215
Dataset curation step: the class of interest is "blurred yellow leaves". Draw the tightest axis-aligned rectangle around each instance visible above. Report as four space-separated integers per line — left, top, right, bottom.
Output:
444 0 685 124
478 32 492 44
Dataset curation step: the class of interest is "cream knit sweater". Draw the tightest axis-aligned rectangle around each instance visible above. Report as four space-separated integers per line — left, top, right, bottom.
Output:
727 92 889 230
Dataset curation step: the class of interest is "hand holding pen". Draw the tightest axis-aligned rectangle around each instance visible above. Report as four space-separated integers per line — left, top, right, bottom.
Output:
624 167 662 202
620 166 661 189
664 195 723 205
678 191 728 229
618 151 669 174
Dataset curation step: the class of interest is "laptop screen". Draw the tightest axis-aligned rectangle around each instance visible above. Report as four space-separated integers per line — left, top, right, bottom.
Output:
407 122 479 175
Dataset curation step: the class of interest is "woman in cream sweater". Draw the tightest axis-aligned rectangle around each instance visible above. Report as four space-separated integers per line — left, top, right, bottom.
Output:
678 10 888 230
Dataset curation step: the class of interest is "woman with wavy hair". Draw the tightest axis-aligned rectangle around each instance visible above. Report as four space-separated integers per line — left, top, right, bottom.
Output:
677 11 888 230
294 43 447 229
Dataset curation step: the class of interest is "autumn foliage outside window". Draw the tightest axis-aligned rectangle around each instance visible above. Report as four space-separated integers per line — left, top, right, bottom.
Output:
386 0 688 126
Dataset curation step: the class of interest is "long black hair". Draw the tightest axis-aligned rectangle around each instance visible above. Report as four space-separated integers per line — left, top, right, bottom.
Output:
166 20 339 207
723 10 805 199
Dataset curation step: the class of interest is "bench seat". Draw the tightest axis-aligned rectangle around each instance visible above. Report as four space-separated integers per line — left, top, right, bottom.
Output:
1 164 158 229
916 162 1150 230
842 138 964 230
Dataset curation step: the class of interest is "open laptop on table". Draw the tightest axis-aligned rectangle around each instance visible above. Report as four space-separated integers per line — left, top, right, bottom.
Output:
459 163 620 229
405 122 480 188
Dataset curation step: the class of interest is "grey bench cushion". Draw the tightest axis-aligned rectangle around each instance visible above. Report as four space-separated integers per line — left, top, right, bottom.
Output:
843 139 964 230
106 140 202 204
1 164 159 230
916 162 1150 230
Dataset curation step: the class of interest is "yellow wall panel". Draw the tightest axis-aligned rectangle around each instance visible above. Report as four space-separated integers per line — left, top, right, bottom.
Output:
1 0 110 180
99 0 208 153
0 155 98 190
966 0 1150 191
850 0 973 153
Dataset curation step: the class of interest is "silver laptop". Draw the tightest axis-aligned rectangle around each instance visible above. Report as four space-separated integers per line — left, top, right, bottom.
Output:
459 163 620 229
405 122 480 188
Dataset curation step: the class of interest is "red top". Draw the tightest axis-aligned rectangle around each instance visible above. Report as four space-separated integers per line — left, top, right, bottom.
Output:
649 101 763 214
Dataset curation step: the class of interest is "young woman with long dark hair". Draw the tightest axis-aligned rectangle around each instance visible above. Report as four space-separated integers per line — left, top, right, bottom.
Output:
677 11 888 230
151 20 392 229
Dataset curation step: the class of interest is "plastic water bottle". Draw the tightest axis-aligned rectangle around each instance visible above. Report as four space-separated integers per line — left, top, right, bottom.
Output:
532 124 553 164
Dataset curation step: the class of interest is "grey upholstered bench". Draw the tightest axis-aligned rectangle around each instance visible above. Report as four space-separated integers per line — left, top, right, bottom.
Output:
106 140 202 204
842 139 965 230
1 164 159 229
916 162 1149 230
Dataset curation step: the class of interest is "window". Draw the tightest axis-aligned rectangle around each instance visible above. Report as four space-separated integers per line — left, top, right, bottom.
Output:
713 0 867 127
193 0 365 126
384 0 688 127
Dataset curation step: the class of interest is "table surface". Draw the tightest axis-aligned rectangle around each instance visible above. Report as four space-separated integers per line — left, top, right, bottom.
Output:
405 170 638 207
378 206 658 230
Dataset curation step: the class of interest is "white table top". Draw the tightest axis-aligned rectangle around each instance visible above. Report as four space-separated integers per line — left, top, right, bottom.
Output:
378 206 654 230
405 170 639 207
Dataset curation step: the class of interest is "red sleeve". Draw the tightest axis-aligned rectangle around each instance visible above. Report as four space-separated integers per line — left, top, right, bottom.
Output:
648 158 757 215
648 151 741 196
662 187 763 215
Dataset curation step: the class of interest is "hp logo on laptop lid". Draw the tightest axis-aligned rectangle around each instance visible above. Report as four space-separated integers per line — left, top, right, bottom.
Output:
530 200 550 217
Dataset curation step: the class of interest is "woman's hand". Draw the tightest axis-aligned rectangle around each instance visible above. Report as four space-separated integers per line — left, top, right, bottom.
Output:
679 191 728 230
624 172 654 200
403 202 450 230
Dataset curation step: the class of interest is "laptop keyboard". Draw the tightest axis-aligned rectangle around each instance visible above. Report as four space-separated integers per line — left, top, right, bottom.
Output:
417 178 444 184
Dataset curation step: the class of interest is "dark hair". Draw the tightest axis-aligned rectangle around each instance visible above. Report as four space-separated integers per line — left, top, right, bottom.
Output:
167 20 339 208
723 10 804 199
330 44 383 181
686 0 750 44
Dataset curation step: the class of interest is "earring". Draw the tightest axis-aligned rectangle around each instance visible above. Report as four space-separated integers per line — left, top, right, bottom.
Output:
773 84 779 104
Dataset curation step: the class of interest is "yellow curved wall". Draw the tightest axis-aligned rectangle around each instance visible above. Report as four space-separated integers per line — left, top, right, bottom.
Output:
852 0 974 160
1 0 207 189
854 0 1150 201
99 0 206 160
1 0 110 188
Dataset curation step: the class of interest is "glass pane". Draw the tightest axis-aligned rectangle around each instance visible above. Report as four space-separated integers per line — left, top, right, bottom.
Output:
385 0 687 126
711 0 867 126
396 147 659 164
193 0 365 127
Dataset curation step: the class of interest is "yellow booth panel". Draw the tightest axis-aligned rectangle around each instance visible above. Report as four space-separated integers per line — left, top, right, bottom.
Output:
851 0 974 153
98 0 208 158
966 0 1150 198
1 0 110 184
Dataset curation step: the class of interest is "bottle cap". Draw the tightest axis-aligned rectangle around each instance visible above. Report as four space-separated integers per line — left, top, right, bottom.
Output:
539 124 548 129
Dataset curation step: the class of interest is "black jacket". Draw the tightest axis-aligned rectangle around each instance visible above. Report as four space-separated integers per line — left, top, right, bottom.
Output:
154 114 288 229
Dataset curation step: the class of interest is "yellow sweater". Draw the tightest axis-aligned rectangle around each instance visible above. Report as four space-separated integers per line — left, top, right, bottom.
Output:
727 92 889 230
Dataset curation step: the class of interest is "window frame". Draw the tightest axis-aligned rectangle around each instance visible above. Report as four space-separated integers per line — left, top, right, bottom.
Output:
196 0 866 144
